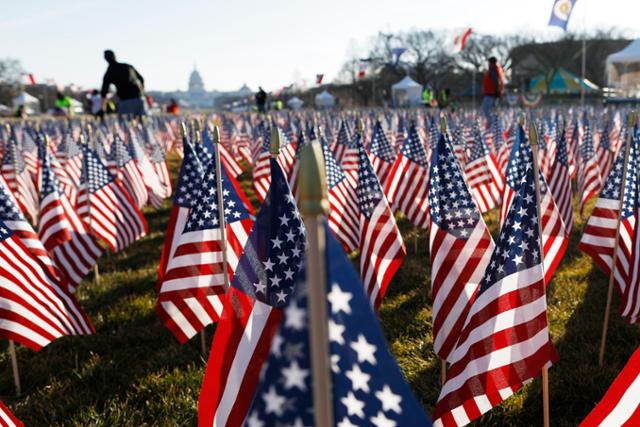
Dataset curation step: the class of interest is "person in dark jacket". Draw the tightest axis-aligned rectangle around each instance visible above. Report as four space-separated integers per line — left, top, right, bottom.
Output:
101 50 147 117
255 87 267 113
481 57 504 119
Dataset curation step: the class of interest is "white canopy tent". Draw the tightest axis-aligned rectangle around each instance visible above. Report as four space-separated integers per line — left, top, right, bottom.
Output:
13 92 41 113
391 76 422 107
606 39 640 97
314 90 335 109
287 96 304 111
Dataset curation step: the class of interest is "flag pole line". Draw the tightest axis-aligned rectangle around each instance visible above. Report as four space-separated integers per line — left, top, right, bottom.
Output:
212 125 230 292
528 117 550 427
8 340 21 397
300 133 334 427
598 111 637 367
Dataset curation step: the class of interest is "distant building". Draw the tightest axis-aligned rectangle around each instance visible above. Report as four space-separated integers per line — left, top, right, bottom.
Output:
148 66 253 109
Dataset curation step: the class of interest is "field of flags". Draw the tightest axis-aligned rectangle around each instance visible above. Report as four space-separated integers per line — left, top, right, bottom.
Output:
1 107 640 426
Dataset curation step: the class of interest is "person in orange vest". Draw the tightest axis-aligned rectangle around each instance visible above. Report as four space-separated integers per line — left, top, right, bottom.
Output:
481 56 504 119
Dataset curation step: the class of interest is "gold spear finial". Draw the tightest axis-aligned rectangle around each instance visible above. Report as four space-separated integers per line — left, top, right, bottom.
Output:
528 119 539 147
270 124 281 157
299 141 329 217
212 124 220 145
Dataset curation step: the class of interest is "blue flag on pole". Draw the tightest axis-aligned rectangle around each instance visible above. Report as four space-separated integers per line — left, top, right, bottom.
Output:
548 0 577 31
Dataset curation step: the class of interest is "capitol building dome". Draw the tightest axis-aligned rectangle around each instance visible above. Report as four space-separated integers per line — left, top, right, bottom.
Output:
188 66 205 93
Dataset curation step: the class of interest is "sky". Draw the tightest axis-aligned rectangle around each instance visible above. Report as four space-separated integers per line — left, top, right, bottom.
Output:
1 0 637 92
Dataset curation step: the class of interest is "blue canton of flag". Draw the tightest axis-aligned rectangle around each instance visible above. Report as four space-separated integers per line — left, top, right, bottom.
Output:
468 124 490 163
174 138 205 208
322 137 347 190
429 134 480 239
0 180 22 221
245 220 432 427
548 0 577 31
232 158 306 307
400 122 429 168
337 121 352 146
600 133 638 219
581 116 595 162
108 135 133 169
183 155 252 234
369 121 396 163
38 144 60 198
356 143 384 219
505 126 532 190
81 145 114 193
480 163 541 293
556 127 570 168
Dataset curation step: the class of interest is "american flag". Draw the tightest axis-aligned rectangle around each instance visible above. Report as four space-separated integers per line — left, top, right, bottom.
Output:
433 161 557 427
577 116 603 215
108 134 149 209
546 126 574 234
332 120 352 162
156 141 254 343
198 157 305 427
428 133 495 362
355 140 405 309
464 123 505 213
0 401 23 427
597 118 615 181
368 120 397 193
579 126 640 323
77 144 147 252
580 347 640 426
20 127 39 177
500 124 568 284
0 216 94 351
1 127 38 223
147 139 173 209
36 143 102 291
385 121 431 228
252 126 298 203
55 129 83 187
127 127 168 209
245 220 432 427
497 123 514 175
394 115 407 150
202 127 244 178
320 135 359 253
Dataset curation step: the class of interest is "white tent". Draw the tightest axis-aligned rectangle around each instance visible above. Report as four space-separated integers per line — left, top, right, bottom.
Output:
314 90 335 108
13 92 40 113
391 76 422 107
606 39 640 97
287 96 304 111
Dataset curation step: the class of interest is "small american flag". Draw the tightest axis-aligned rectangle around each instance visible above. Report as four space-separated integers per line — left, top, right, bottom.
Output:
579 125 640 323
580 347 640 426
355 140 405 309
147 139 173 208
385 121 431 229
464 122 505 213
245 220 432 426
597 117 615 181
1 127 38 223
0 214 94 351
428 133 495 362
0 401 23 427
198 157 305 427
55 129 83 187
546 126 574 234
321 135 359 253
156 139 254 343
577 116 603 215
368 119 397 193
108 134 149 210
433 160 557 427
500 124 568 285
36 143 102 291
77 144 147 252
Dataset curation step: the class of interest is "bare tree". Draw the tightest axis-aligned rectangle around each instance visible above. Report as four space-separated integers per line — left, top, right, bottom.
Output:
0 58 24 105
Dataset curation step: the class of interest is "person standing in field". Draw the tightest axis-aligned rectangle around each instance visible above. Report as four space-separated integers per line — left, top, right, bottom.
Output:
481 56 504 119
101 50 147 117
255 87 267 113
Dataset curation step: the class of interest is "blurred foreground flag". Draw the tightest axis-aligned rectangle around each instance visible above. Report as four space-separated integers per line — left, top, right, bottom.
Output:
548 0 577 31
0 401 23 427
245 220 432 427
580 348 640 426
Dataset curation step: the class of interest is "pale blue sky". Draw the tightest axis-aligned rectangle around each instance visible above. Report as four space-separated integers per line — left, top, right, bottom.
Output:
1 0 636 92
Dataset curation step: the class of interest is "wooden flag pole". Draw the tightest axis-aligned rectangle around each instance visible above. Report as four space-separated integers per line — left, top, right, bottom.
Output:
528 118 550 427
598 111 637 367
8 340 21 397
212 124 231 292
299 136 334 427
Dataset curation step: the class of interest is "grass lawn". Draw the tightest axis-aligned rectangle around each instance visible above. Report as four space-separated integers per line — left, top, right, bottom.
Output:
2 152 639 426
